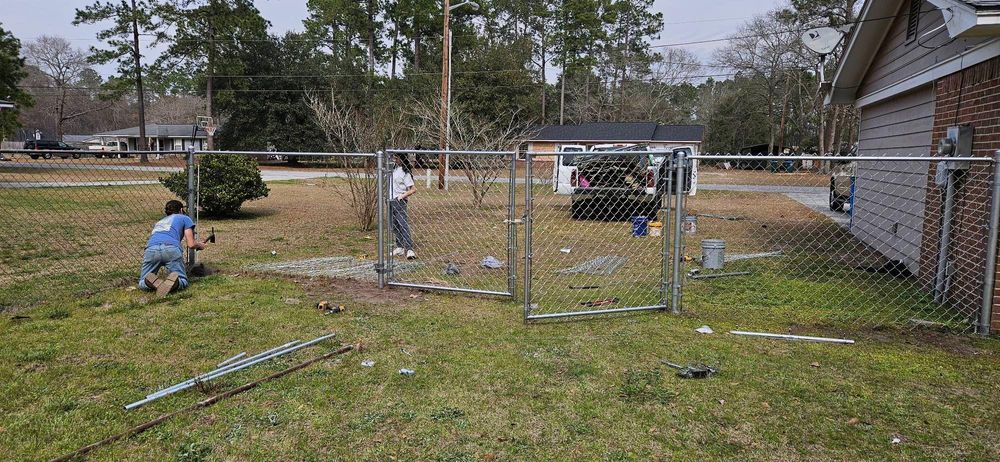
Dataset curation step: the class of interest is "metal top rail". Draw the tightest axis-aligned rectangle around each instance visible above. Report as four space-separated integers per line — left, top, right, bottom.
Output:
387 149 515 155
1 149 187 155
196 150 376 157
690 154 995 162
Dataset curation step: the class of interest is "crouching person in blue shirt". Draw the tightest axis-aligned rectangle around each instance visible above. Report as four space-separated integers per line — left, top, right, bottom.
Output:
139 200 206 296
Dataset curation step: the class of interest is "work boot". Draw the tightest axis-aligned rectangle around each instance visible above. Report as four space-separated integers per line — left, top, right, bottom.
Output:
157 272 180 297
143 273 161 291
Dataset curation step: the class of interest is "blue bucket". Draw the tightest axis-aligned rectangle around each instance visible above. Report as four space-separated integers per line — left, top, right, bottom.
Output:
631 216 649 237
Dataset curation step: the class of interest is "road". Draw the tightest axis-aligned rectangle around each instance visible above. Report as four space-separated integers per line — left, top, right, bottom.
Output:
698 183 850 227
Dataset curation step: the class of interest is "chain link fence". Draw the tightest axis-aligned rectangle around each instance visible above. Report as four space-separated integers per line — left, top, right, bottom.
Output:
522 149 681 320
3 147 997 335
0 150 186 309
678 154 999 334
382 150 517 297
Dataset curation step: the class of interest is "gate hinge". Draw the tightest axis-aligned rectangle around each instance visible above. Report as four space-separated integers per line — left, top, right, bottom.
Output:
505 219 523 224
374 263 388 274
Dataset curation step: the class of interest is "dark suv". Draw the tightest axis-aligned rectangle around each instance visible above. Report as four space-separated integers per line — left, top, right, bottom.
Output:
23 140 82 159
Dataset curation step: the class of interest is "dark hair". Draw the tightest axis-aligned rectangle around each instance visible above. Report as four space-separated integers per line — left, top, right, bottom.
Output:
395 153 414 175
165 200 185 215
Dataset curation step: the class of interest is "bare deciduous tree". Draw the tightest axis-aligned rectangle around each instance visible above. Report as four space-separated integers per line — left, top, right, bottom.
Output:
409 96 534 208
24 36 107 138
308 93 410 231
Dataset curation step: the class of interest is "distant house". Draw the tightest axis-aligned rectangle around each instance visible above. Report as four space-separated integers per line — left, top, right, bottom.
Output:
827 0 1000 332
94 124 208 151
526 122 704 154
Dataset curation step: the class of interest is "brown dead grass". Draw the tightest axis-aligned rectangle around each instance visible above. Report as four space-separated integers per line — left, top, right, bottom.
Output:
698 167 829 187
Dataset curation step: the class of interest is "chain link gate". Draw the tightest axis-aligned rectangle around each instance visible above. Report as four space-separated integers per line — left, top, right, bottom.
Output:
672 153 999 333
522 148 694 320
379 150 518 297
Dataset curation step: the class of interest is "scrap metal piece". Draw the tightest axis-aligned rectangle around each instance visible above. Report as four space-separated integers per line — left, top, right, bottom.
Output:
556 255 627 276
662 360 718 379
689 271 750 280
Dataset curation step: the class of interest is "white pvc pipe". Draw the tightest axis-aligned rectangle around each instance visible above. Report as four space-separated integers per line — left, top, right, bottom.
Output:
729 331 854 344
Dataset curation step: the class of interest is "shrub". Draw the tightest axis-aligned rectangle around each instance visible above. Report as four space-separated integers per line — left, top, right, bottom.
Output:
161 154 269 216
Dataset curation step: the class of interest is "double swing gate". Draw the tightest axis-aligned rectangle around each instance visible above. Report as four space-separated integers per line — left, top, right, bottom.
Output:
376 149 1000 332
375 148 693 321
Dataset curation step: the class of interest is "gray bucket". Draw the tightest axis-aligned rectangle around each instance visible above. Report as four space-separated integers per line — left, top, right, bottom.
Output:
683 215 698 234
701 239 726 269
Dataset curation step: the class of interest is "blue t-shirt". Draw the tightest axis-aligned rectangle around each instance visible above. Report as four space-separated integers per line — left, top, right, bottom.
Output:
146 213 195 249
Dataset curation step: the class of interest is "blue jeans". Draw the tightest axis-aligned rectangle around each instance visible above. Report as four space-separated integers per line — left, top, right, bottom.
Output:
138 244 188 290
390 199 414 249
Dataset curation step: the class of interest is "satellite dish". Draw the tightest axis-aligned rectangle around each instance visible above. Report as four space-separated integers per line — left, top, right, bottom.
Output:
802 27 845 55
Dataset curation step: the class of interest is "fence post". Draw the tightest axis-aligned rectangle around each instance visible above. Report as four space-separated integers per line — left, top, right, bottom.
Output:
670 151 687 314
661 153 674 309
523 152 534 321
186 147 197 268
507 151 517 297
980 150 1000 335
376 150 385 289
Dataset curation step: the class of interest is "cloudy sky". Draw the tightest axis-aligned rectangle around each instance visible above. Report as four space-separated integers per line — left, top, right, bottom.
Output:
4 0 785 78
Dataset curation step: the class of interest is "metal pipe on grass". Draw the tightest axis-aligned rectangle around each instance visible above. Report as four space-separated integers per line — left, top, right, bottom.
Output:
729 330 854 344
145 340 302 399
217 352 246 368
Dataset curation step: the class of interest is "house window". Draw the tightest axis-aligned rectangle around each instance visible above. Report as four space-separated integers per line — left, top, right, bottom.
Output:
905 0 921 43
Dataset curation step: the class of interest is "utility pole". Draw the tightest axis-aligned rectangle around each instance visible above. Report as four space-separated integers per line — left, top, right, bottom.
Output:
130 0 149 162
438 0 451 190
206 3 215 151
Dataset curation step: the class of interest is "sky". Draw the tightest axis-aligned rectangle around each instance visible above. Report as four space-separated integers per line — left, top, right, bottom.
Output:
3 0 785 79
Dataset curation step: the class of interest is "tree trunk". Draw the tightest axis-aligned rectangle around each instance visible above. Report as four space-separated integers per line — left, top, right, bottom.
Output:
206 11 215 151
391 26 399 78
413 35 422 70
367 0 375 76
130 0 148 162
539 28 546 123
559 58 566 125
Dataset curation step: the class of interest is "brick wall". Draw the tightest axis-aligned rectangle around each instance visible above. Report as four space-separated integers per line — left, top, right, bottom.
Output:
920 56 1000 332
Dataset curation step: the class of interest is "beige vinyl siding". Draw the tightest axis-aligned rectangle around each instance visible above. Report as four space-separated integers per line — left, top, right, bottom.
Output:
853 85 935 275
858 1 988 98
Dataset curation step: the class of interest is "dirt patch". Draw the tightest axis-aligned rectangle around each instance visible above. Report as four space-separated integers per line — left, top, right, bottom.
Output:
257 273 422 306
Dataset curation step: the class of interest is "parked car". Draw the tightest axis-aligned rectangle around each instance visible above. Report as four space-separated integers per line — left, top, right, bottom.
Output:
552 144 586 195
829 157 856 212
569 145 692 220
23 140 82 159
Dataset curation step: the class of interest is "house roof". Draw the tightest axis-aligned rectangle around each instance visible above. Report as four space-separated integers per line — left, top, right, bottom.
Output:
531 122 704 142
96 124 208 138
828 0 1000 106
62 135 99 144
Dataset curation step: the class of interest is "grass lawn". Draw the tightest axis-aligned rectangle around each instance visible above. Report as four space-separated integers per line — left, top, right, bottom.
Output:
1 172 999 460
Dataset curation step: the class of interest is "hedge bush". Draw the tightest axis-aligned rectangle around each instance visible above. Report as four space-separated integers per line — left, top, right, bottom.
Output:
161 153 269 216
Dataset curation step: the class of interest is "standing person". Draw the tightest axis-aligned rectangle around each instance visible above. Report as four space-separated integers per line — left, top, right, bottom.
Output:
139 200 206 296
391 153 417 260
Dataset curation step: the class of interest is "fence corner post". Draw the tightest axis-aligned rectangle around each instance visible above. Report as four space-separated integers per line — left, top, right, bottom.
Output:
376 150 386 289
670 150 687 315
186 147 197 268
979 150 1000 335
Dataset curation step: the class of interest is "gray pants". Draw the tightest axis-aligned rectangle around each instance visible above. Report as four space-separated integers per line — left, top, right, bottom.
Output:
390 199 414 249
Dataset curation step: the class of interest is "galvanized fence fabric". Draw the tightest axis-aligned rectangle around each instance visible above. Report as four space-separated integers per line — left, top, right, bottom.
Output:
675 154 999 334
0 149 188 309
381 150 517 297
521 150 680 320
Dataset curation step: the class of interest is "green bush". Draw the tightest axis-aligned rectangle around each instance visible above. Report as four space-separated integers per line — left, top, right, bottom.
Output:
161 154 269 216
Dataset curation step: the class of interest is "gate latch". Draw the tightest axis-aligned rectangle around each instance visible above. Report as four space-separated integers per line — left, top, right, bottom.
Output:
505 219 523 224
